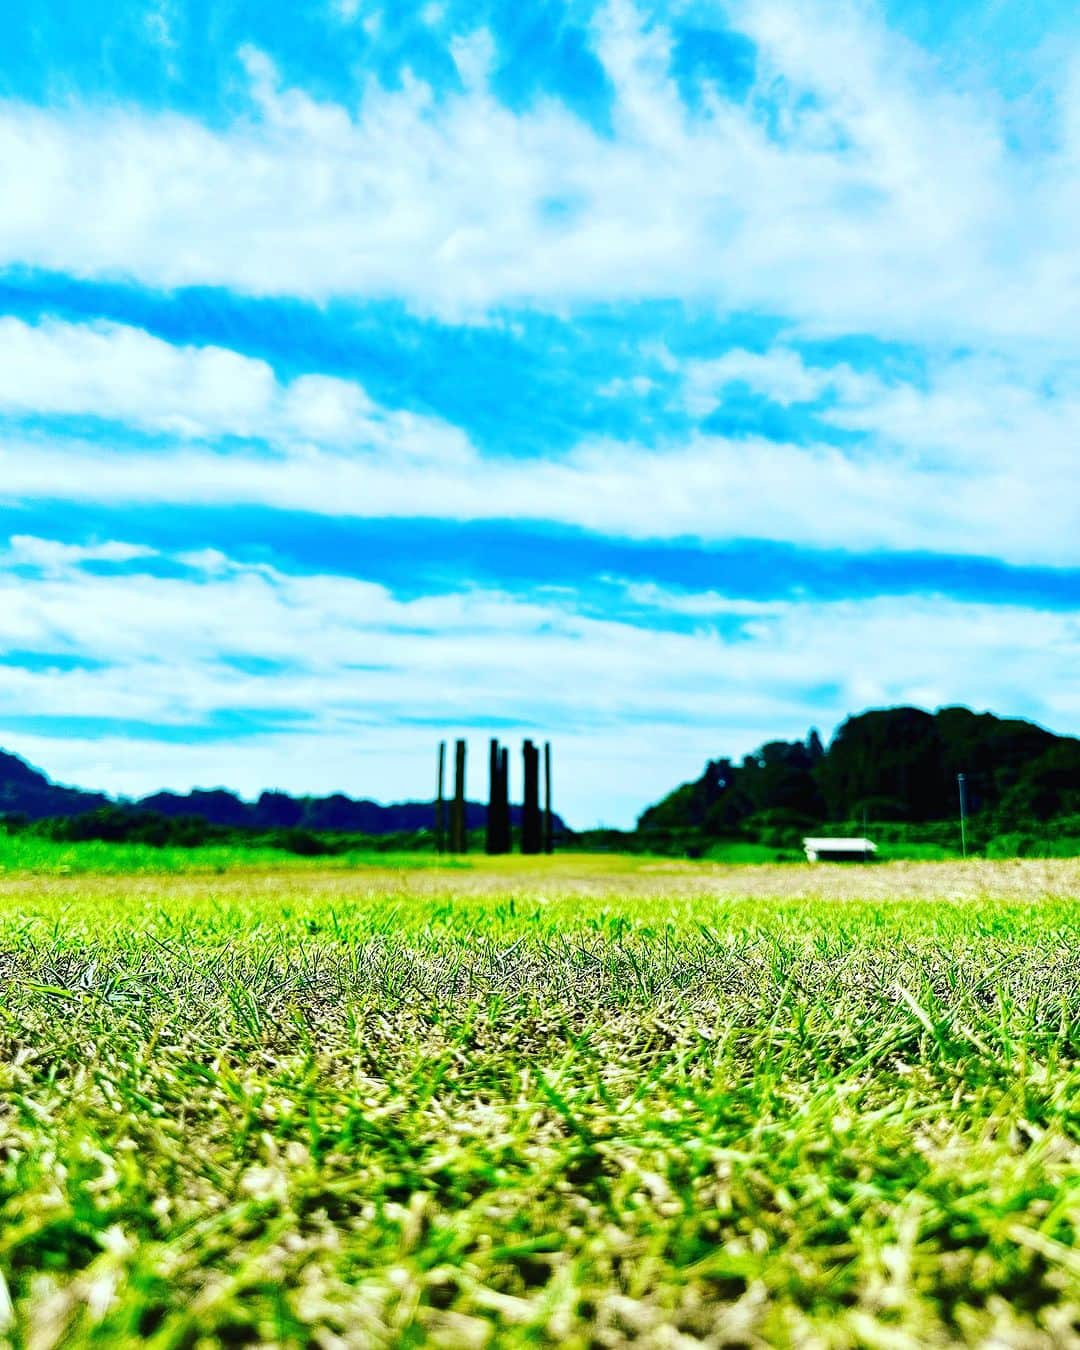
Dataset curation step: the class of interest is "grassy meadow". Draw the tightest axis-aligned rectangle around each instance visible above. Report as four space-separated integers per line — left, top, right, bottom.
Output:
1 848 1079 1346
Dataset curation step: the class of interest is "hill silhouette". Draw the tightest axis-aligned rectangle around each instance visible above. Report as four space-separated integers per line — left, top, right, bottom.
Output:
0 749 560 835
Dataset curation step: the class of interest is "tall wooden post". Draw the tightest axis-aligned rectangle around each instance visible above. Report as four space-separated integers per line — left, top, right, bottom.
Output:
499 746 510 852
543 740 553 854
451 738 467 853
435 740 446 854
450 739 467 853
487 739 513 854
486 738 500 855
522 739 541 854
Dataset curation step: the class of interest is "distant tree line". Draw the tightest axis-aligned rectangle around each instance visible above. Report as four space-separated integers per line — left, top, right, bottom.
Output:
636 706 1080 856
0 746 565 851
0 807 440 855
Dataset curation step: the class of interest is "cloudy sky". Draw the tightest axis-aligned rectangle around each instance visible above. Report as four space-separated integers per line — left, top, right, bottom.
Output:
1 0 1078 827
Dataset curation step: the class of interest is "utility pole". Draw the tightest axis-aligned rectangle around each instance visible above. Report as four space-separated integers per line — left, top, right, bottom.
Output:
958 773 968 859
435 741 446 854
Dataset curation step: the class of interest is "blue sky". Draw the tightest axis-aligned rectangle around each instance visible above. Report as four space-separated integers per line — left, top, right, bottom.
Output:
0 0 1078 826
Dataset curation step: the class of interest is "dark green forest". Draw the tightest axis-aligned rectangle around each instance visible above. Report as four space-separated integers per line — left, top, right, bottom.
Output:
636 706 1080 857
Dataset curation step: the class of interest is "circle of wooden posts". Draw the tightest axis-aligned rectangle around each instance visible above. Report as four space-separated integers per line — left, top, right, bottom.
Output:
436 738 554 854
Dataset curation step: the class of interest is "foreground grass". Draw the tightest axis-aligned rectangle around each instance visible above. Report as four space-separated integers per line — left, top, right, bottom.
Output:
1 857 1079 1346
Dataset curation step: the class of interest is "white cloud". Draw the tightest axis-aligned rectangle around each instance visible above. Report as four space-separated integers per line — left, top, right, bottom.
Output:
621 584 792 617
0 317 471 465
0 317 276 436
599 374 656 398
680 346 875 415
144 0 178 53
674 338 1080 495
1 413 1076 564
0 1 1075 338
819 352 1080 473
449 30 496 91
6 536 157 571
1 313 1077 564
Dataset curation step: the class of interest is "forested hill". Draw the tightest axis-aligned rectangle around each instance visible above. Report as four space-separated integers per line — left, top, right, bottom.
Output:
639 706 1080 837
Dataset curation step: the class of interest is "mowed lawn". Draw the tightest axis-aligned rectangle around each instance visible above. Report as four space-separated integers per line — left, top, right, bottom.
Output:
1 852 1079 1347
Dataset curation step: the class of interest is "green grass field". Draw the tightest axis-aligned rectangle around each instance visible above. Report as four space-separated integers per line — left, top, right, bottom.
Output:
1 850 1079 1347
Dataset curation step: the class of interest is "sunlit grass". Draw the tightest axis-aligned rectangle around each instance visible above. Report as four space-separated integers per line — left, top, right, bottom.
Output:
1 853 1078 1345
